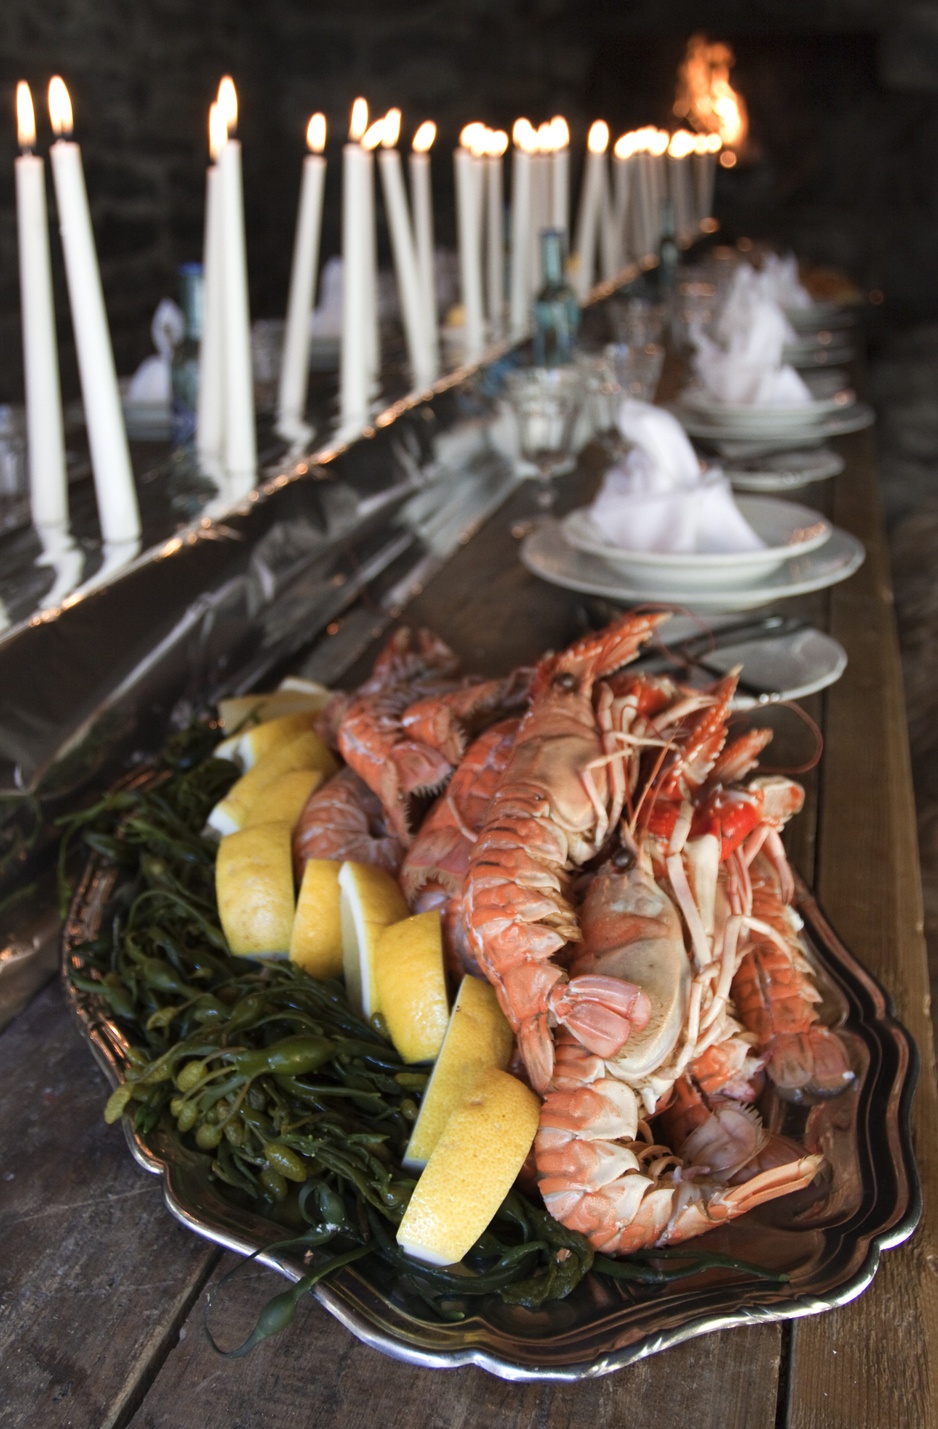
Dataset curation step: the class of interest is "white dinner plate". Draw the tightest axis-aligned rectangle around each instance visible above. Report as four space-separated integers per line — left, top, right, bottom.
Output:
634 614 849 707
724 447 846 493
784 302 857 332
673 394 856 442
561 496 831 592
785 343 857 369
520 519 865 614
678 390 852 425
677 402 875 451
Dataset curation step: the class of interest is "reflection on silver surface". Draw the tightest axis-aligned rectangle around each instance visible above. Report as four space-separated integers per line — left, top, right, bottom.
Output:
64 860 919 1382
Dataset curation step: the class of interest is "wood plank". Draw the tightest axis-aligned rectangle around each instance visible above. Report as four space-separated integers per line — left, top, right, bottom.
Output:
787 428 938 1425
0 983 219 1429
127 1250 783 1429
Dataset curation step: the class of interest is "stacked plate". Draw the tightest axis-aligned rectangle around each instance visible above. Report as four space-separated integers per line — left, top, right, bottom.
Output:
670 387 874 452
723 447 846 494
520 493 865 615
783 302 858 367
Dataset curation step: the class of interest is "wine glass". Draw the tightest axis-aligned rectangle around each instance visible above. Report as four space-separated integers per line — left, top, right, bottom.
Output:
504 366 584 515
576 351 623 453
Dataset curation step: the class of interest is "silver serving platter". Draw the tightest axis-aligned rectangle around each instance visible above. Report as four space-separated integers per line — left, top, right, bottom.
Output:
63 855 920 1382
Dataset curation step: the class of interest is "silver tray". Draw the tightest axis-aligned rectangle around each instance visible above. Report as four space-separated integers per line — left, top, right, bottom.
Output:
63 855 920 1382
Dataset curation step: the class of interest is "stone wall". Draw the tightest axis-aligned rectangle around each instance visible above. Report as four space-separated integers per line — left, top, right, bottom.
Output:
1 0 937 398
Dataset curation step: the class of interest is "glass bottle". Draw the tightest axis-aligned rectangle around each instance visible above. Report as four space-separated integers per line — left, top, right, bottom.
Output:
171 262 203 447
657 198 679 301
532 229 579 367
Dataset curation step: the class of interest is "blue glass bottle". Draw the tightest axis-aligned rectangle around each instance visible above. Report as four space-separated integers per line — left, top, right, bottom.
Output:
171 262 203 447
532 229 579 367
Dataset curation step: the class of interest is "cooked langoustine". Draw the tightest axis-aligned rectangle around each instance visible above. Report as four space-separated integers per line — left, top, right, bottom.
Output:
462 610 668 1092
400 718 520 979
732 853 854 1101
336 627 531 844
286 611 850 1256
510 639 848 1254
292 766 405 877
533 820 830 1253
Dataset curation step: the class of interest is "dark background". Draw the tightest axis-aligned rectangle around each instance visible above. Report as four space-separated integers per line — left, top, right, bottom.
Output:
2 0 938 396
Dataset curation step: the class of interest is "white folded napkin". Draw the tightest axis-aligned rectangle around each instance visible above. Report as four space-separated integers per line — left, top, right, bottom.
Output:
126 298 184 404
760 253 812 311
587 400 765 554
690 266 812 407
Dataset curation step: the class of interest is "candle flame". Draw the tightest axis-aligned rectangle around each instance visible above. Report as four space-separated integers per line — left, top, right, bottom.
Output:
550 115 569 149
648 127 670 157
536 120 553 154
512 117 537 153
459 121 485 152
488 129 509 158
362 118 385 150
208 101 227 160
48 76 73 137
306 113 326 153
349 97 368 142
667 128 696 159
412 120 436 153
217 76 238 134
587 120 610 155
613 132 636 160
381 107 401 148
16 82 36 150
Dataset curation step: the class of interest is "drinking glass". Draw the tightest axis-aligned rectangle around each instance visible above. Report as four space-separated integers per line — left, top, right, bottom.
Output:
603 341 665 403
504 366 584 513
576 352 622 449
609 296 665 348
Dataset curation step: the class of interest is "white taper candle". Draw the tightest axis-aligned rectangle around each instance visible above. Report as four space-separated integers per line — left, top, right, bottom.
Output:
15 82 68 528
277 114 326 441
409 122 440 381
508 123 534 340
197 105 226 461
338 105 372 434
47 77 139 544
378 111 434 389
454 133 486 362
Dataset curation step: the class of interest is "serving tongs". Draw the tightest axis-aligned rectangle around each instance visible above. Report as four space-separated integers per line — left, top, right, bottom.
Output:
578 602 811 702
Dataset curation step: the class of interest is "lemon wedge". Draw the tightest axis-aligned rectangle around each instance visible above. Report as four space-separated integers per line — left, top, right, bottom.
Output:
213 731 246 765
373 912 449 1064
206 731 338 837
290 858 344 978
277 676 333 698
338 861 409 1019
217 688 331 733
243 768 323 830
396 1067 540 1266
216 821 295 957
403 976 514 1170
238 713 336 772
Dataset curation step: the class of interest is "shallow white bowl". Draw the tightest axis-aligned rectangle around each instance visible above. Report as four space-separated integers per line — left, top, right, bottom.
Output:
561 495 831 593
677 390 853 430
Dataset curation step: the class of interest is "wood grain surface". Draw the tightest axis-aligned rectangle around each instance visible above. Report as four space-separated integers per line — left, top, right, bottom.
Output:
0 412 934 1429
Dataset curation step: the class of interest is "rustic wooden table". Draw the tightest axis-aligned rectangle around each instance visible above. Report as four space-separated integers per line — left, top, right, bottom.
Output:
1 411 936 1428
